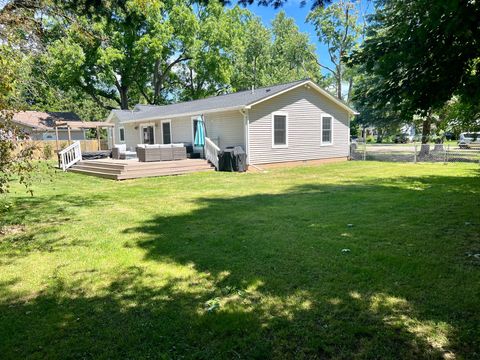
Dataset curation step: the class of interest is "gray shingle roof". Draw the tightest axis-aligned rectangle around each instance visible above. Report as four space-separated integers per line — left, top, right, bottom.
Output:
112 79 357 123
113 79 311 122
11 111 81 130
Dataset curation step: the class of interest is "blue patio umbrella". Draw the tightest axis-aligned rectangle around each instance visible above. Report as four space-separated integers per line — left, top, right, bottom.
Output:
194 115 205 147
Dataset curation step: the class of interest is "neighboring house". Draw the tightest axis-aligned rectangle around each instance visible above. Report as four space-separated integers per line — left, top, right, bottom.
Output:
107 79 358 166
11 111 86 141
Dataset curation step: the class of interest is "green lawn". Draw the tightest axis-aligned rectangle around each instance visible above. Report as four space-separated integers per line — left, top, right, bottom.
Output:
1 162 479 359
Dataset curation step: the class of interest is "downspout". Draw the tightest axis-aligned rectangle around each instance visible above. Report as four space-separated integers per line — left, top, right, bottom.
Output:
239 108 250 165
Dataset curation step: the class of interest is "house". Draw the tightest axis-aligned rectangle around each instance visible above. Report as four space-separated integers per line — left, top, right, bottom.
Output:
10 111 89 141
106 79 358 167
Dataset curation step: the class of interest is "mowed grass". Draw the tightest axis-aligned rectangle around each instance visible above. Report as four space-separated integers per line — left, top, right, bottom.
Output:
0 161 479 359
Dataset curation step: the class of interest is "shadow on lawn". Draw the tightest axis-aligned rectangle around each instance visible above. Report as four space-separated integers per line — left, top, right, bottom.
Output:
1 174 478 359
0 194 110 265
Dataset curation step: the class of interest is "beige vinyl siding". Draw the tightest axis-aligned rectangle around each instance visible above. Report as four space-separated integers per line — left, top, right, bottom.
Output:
113 112 245 150
248 85 350 165
204 111 244 150
170 117 192 144
122 123 140 150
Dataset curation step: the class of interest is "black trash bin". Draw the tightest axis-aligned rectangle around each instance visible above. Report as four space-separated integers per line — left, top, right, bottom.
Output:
218 146 247 172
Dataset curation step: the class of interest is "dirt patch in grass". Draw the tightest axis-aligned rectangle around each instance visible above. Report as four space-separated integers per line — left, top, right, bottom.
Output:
0 224 26 237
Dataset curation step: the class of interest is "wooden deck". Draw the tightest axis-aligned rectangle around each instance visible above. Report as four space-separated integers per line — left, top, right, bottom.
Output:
68 158 214 180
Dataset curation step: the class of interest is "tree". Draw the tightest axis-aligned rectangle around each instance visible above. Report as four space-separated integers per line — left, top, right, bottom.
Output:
307 0 362 102
230 11 321 91
0 45 36 196
2 0 322 112
18 0 251 109
230 15 272 91
351 0 480 141
270 11 321 84
436 97 480 138
172 4 250 100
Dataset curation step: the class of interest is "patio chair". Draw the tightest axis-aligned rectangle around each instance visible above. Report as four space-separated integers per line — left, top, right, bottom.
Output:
112 144 126 159
112 144 137 160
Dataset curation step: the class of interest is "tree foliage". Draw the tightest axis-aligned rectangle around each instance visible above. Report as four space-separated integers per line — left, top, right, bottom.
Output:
2 1 322 111
307 0 361 102
351 0 480 117
0 45 36 196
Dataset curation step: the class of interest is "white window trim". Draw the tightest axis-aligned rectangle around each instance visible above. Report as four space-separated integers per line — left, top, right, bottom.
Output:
118 126 125 143
271 111 288 148
139 122 156 144
160 119 172 144
320 114 334 146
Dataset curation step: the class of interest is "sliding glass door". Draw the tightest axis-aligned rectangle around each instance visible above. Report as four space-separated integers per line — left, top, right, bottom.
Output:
141 125 155 144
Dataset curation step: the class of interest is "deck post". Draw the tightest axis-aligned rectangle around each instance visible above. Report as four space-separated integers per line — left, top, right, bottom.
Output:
55 126 59 152
111 126 116 147
67 125 72 145
96 126 101 151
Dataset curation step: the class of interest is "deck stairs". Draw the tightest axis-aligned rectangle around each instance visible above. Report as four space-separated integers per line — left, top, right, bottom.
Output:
68 159 214 180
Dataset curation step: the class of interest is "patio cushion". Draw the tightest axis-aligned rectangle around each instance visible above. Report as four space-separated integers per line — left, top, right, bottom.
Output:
114 144 126 152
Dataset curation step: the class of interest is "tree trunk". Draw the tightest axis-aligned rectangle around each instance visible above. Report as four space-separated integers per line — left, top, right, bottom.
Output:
153 60 160 104
336 75 342 100
336 64 342 100
346 77 353 104
253 57 257 89
119 86 129 110
418 113 432 157
421 116 431 144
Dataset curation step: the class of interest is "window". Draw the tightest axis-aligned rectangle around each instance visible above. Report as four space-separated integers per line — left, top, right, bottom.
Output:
119 127 125 142
321 116 332 145
162 121 171 144
272 113 288 147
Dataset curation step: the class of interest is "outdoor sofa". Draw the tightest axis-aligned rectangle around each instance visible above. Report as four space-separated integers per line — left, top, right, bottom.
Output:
136 144 187 162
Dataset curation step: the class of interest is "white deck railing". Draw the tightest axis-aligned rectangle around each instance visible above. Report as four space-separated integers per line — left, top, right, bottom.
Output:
205 136 220 170
58 141 82 171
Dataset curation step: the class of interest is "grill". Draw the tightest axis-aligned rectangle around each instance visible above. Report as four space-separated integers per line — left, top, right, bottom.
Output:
218 146 247 172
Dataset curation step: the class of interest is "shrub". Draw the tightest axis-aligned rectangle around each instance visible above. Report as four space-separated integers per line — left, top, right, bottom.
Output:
43 143 53 159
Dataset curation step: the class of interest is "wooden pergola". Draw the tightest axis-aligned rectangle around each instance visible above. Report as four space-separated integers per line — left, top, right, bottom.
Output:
53 120 115 153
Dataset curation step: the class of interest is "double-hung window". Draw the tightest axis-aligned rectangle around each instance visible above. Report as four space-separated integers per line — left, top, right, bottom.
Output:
119 127 125 142
321 115 333 145
272 112 288 148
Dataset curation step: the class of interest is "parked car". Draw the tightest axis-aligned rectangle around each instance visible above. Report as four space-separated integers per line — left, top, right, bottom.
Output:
393 134 409 144
445 132 454 141
458 132 480 149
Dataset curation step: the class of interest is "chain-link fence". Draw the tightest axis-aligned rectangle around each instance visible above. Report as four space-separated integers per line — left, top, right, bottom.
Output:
350 142 480 164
